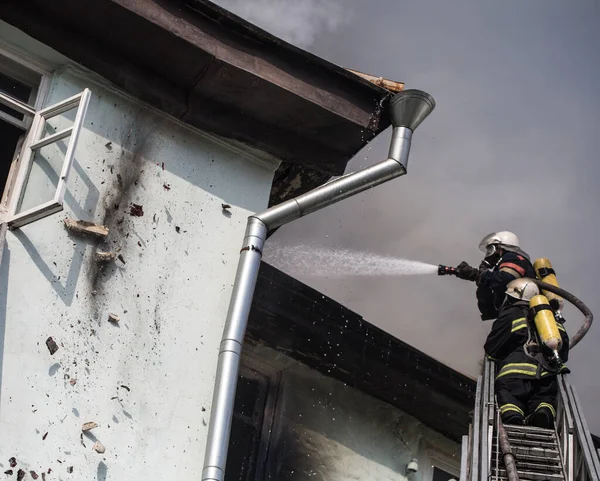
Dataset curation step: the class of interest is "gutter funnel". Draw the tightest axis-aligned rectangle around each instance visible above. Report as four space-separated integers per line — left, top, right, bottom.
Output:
389 89 436 131
387 89 435 171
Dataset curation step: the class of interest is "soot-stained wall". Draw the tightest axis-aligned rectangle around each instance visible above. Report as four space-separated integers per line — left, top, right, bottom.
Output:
241 345 461 481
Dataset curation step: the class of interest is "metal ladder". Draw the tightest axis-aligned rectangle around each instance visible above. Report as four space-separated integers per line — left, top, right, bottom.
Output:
461 358 600 481
492 424 565 481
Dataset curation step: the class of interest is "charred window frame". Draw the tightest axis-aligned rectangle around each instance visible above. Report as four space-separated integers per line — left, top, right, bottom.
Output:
225 358 281 481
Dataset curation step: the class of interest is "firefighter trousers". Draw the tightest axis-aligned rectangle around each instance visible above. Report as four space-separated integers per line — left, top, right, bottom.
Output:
495 376 558 429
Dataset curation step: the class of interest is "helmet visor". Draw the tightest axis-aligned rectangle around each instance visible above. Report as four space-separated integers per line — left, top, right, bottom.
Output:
485 244 497 258
479 232 499 253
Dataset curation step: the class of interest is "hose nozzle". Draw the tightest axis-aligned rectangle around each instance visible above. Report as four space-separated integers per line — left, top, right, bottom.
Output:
438 265 457 276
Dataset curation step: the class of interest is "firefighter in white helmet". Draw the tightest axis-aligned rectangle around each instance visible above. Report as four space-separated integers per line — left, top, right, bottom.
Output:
455 231 537 320
484 278 569 428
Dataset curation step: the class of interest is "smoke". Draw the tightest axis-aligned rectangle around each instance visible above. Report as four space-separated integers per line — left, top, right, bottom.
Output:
213 0 600 432
212 0 350 48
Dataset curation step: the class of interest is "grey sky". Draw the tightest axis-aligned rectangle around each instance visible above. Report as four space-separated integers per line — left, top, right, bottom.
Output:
214 0 600 432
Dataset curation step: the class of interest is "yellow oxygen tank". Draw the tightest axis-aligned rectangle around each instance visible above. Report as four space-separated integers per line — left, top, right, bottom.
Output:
529 294 562 359
533 258 562 306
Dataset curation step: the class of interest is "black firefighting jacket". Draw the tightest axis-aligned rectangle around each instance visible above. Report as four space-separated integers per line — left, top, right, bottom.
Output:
476 251 537 320
484 301 570 380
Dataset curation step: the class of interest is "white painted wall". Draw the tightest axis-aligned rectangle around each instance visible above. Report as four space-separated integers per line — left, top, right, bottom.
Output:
0 31 278 479
244 345 462 481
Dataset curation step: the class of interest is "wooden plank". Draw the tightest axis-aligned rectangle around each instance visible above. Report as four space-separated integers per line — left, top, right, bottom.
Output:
63 218 109 240
346 69 405 93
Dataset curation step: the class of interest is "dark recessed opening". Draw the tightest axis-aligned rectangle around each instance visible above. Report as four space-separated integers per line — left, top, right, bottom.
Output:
0 57 38 200
0 70 31 119
0 122 22 192
433 466 457 481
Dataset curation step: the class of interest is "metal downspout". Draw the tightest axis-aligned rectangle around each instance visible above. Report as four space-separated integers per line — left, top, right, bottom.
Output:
201 89 436 481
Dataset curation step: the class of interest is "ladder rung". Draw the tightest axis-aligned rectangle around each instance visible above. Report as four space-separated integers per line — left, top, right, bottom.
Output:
495 468 564 481
491 462 562 474
492 440 559 451
492 444 561 458
491 475 547 481
504 438 557 448
492 476 559 481
506 432 557 442
515 461 562 473
490 477 544 481
492 455 562 467
516 454 562 464
503 425 555 435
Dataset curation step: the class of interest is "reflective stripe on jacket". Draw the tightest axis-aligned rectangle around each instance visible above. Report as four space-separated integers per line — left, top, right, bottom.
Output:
496 361 569 380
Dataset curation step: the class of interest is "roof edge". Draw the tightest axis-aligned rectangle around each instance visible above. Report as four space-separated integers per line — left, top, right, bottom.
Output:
184 0 392 96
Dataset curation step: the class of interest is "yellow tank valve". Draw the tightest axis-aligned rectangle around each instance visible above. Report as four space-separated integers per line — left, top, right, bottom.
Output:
529 294 562 358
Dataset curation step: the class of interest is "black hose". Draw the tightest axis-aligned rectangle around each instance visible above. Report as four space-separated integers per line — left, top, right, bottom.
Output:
533 280 593 349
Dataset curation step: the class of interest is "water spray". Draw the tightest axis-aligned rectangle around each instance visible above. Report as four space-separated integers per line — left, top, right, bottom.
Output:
264 245 440 277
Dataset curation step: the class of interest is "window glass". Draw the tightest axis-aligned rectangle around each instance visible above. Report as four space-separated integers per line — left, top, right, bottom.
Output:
433 466 457 481
43 107 75 137
16 140 68 214
0 71 31 120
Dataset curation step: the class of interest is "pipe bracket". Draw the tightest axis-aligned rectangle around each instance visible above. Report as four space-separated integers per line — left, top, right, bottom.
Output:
202 466 224 481
240 245 263 255
219 339 243 356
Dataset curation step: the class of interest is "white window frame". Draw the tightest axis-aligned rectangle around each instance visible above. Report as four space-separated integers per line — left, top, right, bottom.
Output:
0 91 36 129
0 44 49 127
6 88 91 229
0 44 51 223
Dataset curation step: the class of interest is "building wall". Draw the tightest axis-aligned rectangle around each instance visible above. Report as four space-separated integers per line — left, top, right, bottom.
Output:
242 345 462 481
0 26 278 480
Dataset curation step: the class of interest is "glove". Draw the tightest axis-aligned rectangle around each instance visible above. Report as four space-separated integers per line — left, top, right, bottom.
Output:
456 261 479 282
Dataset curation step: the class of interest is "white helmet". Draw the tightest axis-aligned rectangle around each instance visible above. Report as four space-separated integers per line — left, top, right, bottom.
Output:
479 231 523 258
506 278 539 301
479 231 520 252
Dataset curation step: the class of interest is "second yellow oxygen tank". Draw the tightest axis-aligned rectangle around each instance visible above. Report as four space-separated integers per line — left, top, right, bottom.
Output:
533 258 562 306
529 294 562 353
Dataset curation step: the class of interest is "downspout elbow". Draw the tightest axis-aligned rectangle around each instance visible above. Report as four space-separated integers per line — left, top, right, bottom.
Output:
388 126 412 172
